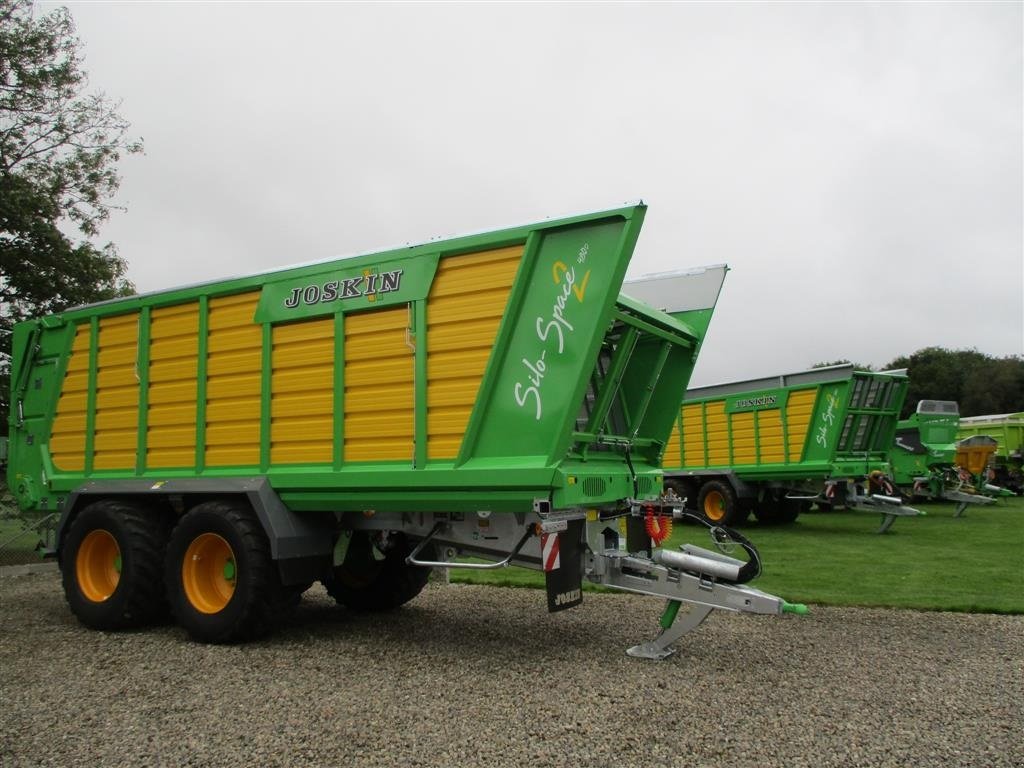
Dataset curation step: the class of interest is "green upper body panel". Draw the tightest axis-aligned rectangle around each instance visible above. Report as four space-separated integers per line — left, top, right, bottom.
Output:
6 204 721 515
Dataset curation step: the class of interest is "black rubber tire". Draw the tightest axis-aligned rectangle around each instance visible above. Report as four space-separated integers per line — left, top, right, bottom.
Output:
61 499 171 631
165 500 289 644
754 495 805 525
784 499 811 522
285 582 312 608
752 495 781 524
696 480 745 527
322 531 433 612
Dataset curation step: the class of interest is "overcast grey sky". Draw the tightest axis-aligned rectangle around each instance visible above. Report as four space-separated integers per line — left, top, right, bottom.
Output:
45 1 1023 387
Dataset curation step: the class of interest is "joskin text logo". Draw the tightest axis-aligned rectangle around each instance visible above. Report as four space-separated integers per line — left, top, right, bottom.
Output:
514 243 592 420
725 389 789 414
734 394 777 410
283 269 403 309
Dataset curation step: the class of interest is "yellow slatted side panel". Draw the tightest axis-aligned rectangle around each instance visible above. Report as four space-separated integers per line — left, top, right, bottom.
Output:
50 324 91 471
662 421 682 468
272 318 334 464
681 403 705 468
426 246 522 459
94 313 140 470
206 292 262 467
148 303 199 468
344 307 413 462
731 412 756 464
757 409 785 463
705 401 729 466
786 388 818 462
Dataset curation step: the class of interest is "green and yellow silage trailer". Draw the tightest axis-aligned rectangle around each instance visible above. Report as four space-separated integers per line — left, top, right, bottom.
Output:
7 204 802 659
660 365 923 533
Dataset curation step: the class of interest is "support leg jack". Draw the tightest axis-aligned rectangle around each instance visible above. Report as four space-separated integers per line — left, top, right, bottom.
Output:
626 602 714 660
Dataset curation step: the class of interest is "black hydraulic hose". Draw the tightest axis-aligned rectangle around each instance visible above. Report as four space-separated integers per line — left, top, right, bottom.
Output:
674 510 762 584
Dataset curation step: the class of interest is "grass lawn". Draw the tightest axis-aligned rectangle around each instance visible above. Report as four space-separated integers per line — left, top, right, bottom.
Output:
452 494 1024 614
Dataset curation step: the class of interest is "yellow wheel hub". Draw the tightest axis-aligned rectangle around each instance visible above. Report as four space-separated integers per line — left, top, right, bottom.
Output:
76 529 121 602
703 491 726 522
182 533 236 614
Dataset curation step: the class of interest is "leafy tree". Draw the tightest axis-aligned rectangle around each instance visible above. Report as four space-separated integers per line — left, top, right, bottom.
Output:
961 357 1024 417
1 0 140 433
886 347 1024 419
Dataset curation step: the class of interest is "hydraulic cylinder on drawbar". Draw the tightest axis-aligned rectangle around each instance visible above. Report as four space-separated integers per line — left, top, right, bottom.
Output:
651 547 742 582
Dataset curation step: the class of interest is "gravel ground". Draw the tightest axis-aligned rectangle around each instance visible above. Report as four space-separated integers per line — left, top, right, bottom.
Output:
1 571 1021 768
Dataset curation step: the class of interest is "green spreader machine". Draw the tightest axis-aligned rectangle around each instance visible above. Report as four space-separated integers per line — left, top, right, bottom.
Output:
6 204 804 660
891 400 1005 516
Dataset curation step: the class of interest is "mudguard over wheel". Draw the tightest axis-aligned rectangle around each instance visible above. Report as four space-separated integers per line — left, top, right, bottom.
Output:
61 499 171 630
323 531 433 612
165 501 291 643
697 480 745 527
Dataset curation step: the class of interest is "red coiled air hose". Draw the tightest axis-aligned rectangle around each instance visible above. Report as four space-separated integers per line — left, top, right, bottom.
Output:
644 504 673 545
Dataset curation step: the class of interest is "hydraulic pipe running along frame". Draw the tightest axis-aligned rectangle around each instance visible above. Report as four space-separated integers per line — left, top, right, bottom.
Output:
396 494 806 661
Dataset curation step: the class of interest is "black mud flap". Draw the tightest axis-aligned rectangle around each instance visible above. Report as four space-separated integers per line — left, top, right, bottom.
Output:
543 520 584 612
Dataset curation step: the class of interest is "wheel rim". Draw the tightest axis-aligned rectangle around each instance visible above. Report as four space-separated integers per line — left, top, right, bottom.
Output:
76 529 121 602
182 533 236 614
703 490 727 522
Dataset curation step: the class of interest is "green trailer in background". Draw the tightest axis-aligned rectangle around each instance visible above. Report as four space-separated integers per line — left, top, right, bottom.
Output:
655 365 922 533
892 403 1018 512
891 401 996 514
6 204 804 660
957 412 1024 459
957 413 1024 495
